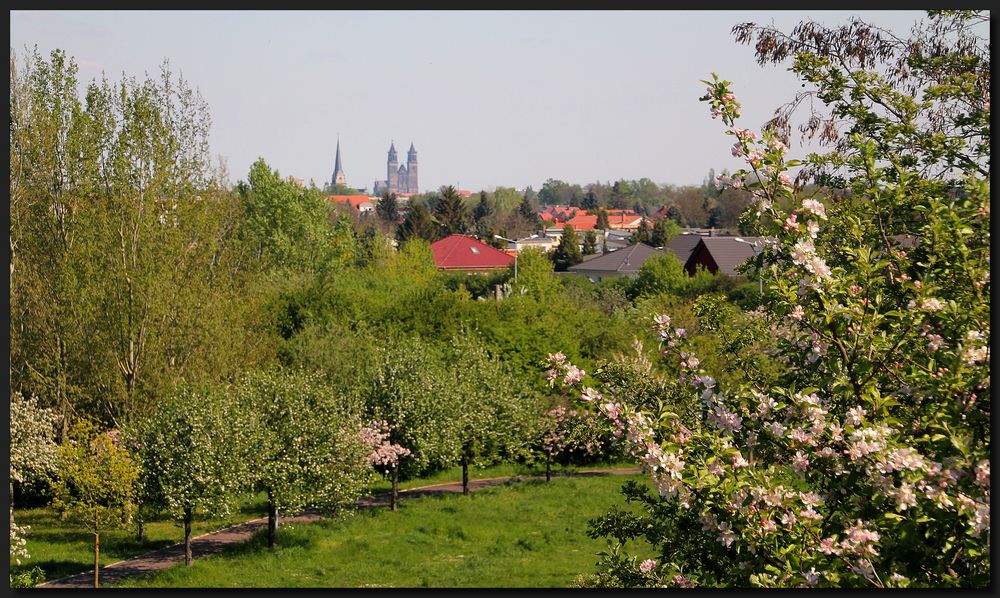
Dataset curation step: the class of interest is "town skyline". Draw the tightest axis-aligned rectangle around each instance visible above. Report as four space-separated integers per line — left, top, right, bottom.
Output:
11 10 932 192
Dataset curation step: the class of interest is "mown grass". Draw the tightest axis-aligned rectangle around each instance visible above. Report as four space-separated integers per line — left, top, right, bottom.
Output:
119 473 654 588
10 491 269 583
11 460 635 585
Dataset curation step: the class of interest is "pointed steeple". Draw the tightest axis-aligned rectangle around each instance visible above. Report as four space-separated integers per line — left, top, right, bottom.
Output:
388 141 398 162
331 136 346 187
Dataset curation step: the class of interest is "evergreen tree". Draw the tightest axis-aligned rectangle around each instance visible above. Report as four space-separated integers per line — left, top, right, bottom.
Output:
631 218 652 244
666 205 684 226
582 230 598 255
552 224 583 271
581 190 598 211
473 190 493 222
396 202 439 243
596 208 610 230
435 185 470 235
376 191 399 224
651 217 681 248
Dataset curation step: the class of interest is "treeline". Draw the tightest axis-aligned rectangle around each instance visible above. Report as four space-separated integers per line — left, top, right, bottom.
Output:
530 173 755 230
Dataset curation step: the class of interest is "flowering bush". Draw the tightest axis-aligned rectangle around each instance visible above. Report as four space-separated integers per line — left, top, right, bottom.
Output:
554 12 989 588
536 404 612 478
360 419 412 476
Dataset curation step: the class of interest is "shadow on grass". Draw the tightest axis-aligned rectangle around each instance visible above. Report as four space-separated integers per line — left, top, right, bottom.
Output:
13 559 95 582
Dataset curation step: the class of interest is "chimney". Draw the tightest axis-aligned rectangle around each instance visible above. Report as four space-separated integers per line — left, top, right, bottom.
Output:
709 227 715 237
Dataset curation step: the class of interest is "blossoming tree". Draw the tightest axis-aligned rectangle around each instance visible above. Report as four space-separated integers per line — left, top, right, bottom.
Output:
552 11 989 588
129 385 256 566
359 419 411 511
9 392 59 575
235 370 373 550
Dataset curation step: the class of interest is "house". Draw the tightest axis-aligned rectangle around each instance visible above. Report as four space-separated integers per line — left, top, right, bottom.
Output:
567 242 664 282
683 236 761 277
504 234 559 253
328 194 376 214
664 233 705 264
430 235 514 273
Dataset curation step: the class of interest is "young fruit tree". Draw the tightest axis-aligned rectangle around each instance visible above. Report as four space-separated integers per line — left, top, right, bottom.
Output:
128 385 255 566
446 334 538 495
535 403 610 482
550 11 989 588
359 419 411 511
235 370 373 549
50 420 140 588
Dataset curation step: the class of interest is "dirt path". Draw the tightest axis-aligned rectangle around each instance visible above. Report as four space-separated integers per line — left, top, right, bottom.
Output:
37 467 641 588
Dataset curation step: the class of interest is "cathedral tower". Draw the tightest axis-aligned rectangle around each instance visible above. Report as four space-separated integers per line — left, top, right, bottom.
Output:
387 142 399 193
406 142 418 193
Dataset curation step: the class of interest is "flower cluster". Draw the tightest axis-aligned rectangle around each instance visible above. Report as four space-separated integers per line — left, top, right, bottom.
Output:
359 420 411 474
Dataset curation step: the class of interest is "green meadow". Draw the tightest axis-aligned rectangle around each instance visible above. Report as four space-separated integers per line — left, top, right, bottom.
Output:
118 473 653 588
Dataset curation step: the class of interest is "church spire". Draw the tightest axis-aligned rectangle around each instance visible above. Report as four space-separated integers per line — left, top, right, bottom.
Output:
332 135 346 187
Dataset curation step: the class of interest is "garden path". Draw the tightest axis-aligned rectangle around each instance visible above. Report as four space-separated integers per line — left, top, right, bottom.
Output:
37 467 640 588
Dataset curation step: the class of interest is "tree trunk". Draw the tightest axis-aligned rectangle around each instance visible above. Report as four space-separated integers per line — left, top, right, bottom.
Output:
462 455 469 496
391 466 399 511
136 515 144 541
267 488 278 550
546 456 552 482
183 507 193 566
94 532 100 588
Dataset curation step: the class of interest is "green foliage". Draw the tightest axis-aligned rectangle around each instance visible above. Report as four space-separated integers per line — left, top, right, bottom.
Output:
566 11 990 589
10 566 45 588
51 419 140 538
237 158 353 275
630 219 652 244
396 201 439 243
130 385 255 523
650 218 681 248
629 254 688 300
435 185 471 236
552 224 583 271
582 230 598 255
376 191 399 224
236 369 372 519
511 247 557 301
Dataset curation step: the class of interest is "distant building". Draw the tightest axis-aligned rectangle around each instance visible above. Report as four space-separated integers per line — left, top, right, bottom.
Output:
286 175 305 188
683 236 761 277
374 142 419 194
430 235 514 272
330 138 347 188
328 194 376 215
567 243 664 282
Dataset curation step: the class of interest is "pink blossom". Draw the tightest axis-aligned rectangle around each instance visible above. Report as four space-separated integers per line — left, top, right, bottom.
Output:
639 559 657 573
580 386 602 403
717 521 736 547
800 198 827 219
791 451 809 473
563 365 585 386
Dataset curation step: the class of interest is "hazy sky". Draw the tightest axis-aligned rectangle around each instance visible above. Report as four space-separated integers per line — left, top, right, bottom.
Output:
11 10 930 193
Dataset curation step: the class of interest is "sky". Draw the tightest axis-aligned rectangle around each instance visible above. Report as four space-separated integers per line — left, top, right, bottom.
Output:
11 10 932 194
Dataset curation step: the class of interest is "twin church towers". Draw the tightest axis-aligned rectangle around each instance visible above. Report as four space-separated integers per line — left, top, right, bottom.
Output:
331 139 418 195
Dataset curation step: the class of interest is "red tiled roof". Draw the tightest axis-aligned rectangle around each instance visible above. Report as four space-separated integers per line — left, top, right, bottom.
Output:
558 214 598 230
328 195 374 210
430 235 514 270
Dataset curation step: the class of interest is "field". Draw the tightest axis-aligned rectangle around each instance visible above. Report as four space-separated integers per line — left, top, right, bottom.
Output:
115 473 653 588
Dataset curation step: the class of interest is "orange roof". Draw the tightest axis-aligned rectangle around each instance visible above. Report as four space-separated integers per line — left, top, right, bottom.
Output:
457 189 474 198
328 195 374 210
560 214 598 230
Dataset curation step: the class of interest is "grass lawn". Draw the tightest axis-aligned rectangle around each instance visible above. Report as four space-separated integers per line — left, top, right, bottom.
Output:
118 473 654 588
10 490 270 583
10 460 636 585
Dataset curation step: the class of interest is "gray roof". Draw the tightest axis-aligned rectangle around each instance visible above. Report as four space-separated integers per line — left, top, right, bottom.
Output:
569 243 664 273
686 236 761 276
665 234 703 263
